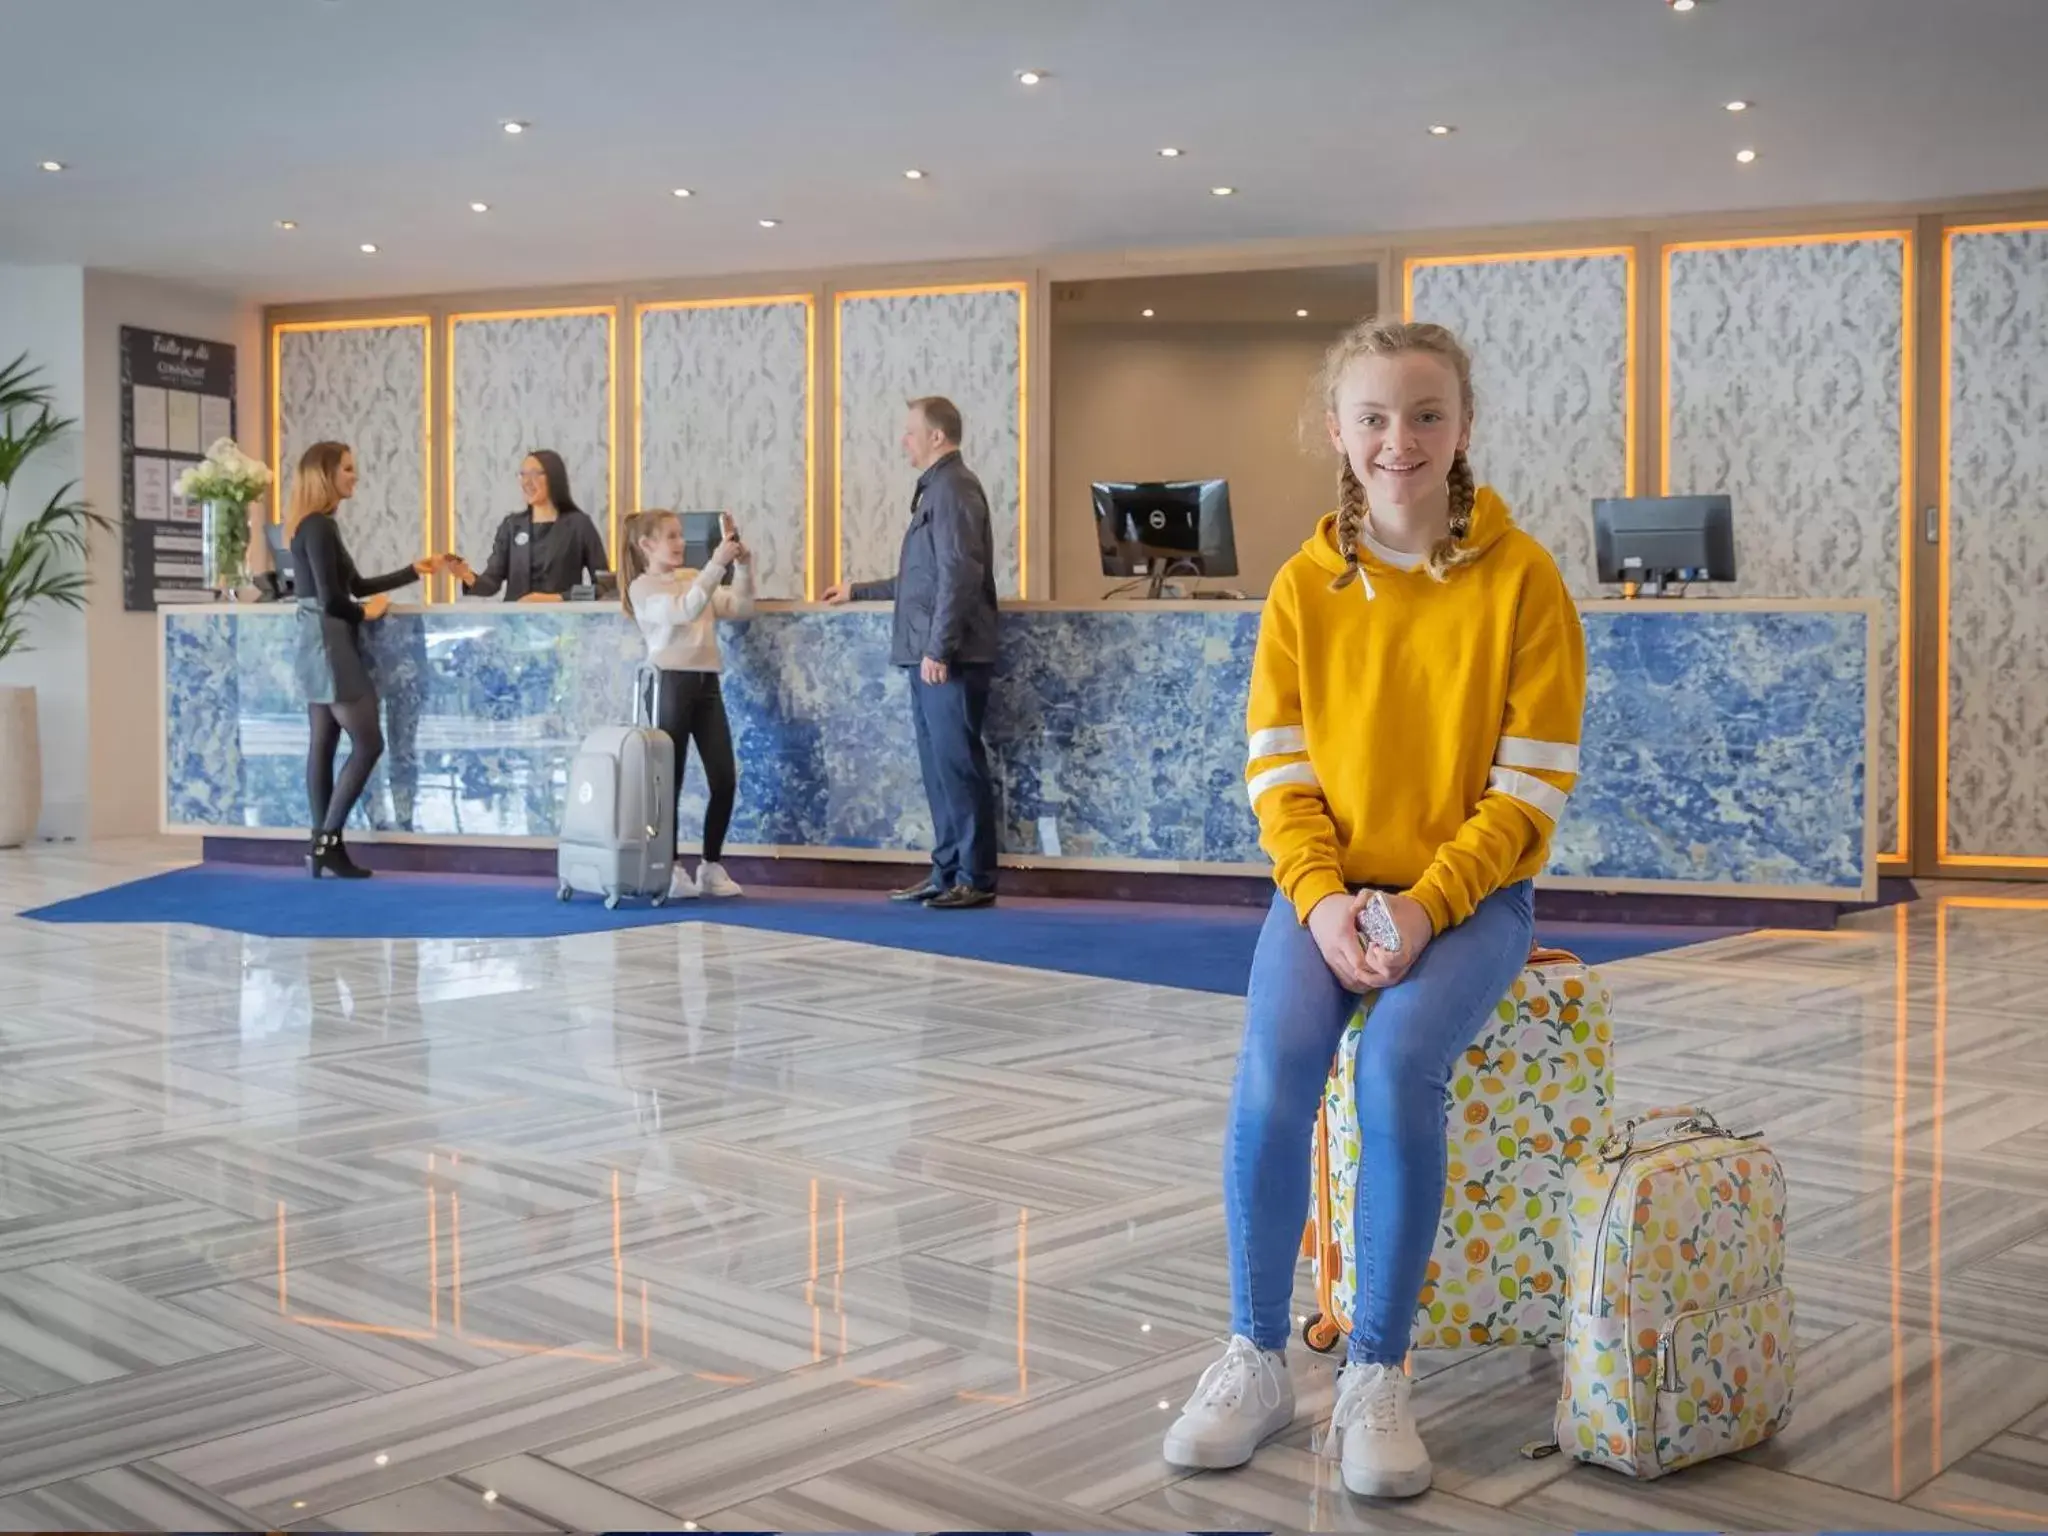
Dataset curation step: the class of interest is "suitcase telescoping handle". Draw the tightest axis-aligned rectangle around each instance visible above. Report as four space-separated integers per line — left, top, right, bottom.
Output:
632 665 657 729
1597 1105 1723 1162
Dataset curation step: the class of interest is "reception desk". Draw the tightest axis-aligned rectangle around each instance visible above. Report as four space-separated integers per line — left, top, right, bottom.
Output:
161 597 1878 901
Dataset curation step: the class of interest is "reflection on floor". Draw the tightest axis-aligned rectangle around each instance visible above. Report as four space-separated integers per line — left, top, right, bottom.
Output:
1 839 2046 1532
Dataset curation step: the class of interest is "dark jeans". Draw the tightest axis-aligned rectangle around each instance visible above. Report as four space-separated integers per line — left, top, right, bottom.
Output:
651 669 737 863
910 663 996 892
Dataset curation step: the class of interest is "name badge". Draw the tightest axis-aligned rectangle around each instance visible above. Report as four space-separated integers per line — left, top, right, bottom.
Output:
514 531 530 547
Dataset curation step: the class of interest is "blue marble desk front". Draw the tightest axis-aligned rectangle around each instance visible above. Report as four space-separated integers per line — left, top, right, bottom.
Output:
162 599 1875 897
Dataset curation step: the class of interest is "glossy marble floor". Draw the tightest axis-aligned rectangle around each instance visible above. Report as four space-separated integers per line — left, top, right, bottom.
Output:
4 840 2048 1532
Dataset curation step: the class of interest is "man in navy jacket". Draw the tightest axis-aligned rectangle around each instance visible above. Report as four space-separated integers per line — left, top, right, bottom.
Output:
826 396 1000 909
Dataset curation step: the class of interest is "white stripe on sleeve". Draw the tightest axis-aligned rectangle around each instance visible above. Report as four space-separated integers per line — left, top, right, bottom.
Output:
1247 760 1321 809
1487 766 1570 823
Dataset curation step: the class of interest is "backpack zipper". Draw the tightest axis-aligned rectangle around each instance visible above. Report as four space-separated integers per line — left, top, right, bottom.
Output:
1589 1133 1722 1315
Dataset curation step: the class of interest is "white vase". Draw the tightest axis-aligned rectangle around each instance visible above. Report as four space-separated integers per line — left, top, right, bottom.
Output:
0 685 41 849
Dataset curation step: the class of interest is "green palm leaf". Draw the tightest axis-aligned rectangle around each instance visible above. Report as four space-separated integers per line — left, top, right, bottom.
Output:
0 353 111 663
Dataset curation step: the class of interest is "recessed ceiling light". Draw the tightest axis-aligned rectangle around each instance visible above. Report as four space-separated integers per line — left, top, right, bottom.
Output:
482 1491 499 1504
1140 308 1155 317
501 120 528 135
469 201 489 213
1158 146 1184 158
1427 124 1456 136
1210 186 1236 197
38 160 64 172
1016 69 1046 85
373 1454 389 1467
904 168 926 180
1725 99 1750 112
1296 308 1310 318
1735 147 1758 163
359 242 379 254
276 219 297 231
757 218 780 228
1670 0 1696 10
671 187 694 198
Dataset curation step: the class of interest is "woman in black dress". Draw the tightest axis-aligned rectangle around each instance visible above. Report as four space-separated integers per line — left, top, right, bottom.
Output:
454 448 610 601
288 440 439 878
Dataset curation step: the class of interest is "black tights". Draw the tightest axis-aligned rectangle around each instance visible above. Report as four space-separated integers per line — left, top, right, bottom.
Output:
651 670 736 862
308 695 385 835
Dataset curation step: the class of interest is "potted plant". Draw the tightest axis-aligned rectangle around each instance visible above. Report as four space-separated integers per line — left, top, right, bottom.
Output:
176 436 273 598
0 353 108 849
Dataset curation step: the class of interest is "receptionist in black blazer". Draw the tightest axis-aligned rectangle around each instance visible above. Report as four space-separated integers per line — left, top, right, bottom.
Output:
454 449 610 602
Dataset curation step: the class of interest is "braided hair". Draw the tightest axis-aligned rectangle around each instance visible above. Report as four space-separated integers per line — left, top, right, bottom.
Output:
1314 318 1478 590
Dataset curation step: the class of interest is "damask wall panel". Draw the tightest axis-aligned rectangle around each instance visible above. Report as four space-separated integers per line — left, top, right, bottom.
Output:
273 320 429 587
1405 251 1634 595
1944 224 2048 862
448 309 614 580
1665 234 1911 858
837 284 1026 597
638 298 812 600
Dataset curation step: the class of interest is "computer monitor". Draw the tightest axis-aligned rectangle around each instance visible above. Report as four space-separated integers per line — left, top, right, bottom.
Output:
678 511 735 586
264 520 294 596
1093 480 1238 597
1593 495 1736 595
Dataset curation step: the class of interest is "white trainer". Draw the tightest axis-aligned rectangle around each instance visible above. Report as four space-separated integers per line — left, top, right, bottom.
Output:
1326 1362 1431 1499
697 861 744 898
1162 1335 1295 1470
666 863 700 900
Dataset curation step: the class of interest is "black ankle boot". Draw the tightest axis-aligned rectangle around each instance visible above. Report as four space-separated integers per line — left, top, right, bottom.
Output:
308 831 372 880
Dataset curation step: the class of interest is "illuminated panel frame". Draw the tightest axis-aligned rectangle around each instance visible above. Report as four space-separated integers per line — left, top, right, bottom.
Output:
832 281 1030 598
269 316 433 593
1403 245 1639 502
1662 230 1916 865
1938 220 2048 869
445 305 619 590
631 294 817 598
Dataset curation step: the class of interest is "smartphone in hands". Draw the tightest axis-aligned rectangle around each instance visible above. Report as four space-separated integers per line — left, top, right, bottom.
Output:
1356 891 1403 955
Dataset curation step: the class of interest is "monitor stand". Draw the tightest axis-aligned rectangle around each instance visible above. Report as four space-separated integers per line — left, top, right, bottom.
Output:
1142 558 1198 599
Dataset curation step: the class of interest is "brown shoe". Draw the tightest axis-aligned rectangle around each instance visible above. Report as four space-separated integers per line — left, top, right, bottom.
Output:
926 885 996 911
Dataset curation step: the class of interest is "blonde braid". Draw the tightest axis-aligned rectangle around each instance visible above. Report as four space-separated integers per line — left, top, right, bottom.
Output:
1426 449 1482 581
1328 458 1370 592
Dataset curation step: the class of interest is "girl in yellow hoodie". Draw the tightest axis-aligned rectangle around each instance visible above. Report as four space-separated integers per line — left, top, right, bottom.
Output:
1163 320 1586 1498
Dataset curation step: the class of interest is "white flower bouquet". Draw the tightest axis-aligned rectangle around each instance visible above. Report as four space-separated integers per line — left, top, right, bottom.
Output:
175 437 274 506
176 437 273 590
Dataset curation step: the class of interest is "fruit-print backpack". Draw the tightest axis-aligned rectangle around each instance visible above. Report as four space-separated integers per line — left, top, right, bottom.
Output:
1533 1105 1796 1479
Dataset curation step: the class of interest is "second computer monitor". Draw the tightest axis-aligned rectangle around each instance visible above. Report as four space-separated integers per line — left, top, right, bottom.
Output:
678 511 735 586
1093 479 1238 581
1592 495 1736 589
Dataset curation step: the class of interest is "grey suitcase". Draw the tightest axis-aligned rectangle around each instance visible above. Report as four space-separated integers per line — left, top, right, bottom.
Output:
556 721 676 910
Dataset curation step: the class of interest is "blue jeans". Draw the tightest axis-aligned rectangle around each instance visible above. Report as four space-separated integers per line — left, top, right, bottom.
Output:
1224 881 1536 1365
910 664 997 892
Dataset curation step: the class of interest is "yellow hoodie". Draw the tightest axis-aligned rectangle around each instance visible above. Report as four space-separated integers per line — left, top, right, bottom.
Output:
1246 486 1586 933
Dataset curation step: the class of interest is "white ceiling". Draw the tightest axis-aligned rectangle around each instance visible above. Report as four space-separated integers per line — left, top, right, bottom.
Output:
2 0 2045 305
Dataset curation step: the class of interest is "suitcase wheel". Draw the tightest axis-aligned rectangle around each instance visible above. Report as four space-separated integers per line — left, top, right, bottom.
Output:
1302 1312 1343 1354
603 891 621 911
650 893 667 909
556 883 572 903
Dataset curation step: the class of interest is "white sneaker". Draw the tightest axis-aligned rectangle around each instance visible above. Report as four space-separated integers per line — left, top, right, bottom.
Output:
697 861 744 898
1326 1362 1431 1499
666 864 700 900
1162 1335 1295 1470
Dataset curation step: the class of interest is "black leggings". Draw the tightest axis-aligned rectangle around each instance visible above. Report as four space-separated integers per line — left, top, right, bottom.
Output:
308 694 385 835
652 670 736 862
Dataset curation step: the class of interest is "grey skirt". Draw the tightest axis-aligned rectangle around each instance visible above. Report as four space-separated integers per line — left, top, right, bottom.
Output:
293 606 375 706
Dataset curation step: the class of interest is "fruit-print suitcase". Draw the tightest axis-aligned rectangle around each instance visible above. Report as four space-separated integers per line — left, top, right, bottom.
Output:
1302 948 1615 1353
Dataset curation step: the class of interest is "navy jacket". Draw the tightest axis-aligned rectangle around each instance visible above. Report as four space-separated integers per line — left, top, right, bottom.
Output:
853 450 1000 668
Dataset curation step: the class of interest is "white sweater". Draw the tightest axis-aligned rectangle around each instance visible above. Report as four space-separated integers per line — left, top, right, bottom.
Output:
630 559 756 671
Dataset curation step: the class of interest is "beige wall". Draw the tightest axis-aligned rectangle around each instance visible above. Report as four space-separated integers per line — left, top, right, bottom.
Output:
1051 322 1340 600
82 272 262 838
